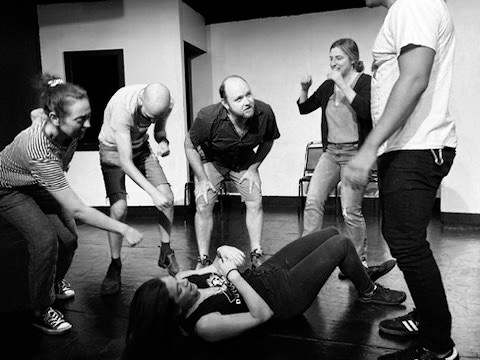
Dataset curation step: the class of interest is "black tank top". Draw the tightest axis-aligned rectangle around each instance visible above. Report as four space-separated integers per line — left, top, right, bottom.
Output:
179 273 248 337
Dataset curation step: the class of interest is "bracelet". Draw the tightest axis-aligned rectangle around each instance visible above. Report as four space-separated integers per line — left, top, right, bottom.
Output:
226 268 239 281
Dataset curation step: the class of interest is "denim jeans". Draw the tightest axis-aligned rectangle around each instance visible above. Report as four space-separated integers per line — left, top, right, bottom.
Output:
0 186 78 311
243 227 373 319
303 143 368 263
378 148 455 353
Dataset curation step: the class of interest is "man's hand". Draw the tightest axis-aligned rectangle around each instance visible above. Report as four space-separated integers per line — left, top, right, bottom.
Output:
197 179 217 204
157 139 170 157
150 191 173 211
240 168 261 194
344 147 377 190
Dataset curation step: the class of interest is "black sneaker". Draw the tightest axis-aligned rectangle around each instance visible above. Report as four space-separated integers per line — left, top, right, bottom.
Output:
55 279 75 300
366 259 397 282
378 342 459 360
32 307 72 335
379 309 420 336
250 248 264 269
195 255 212 270
158 247 180 276
358 284 406 305
101 259 122 296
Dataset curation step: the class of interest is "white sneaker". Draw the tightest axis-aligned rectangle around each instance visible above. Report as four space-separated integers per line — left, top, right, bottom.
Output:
55 279 75 300
33 307 72 335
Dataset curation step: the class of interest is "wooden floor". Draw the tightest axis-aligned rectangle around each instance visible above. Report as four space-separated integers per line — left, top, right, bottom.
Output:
1 199 479 360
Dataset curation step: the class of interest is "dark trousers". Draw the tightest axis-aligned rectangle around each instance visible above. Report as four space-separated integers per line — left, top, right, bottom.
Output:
244 227 373 319
0 186 78 311
377 148 455 353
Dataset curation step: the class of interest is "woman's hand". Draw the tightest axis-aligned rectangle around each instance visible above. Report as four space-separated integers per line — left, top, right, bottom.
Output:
300 75 312 91
216 246 245 267
123 226 143 246
216 258 239 279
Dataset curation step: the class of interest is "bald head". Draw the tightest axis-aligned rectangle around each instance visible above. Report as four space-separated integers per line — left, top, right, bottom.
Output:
141 83 171 118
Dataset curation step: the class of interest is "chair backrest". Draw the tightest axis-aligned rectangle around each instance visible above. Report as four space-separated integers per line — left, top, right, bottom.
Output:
303 141 323 176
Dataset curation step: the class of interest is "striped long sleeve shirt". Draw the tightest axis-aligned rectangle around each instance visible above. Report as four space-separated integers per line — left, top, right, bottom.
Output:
0 119 77 192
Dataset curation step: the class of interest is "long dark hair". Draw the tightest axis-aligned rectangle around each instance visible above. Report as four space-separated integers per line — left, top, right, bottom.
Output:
34 73 88 118
121 278 181 360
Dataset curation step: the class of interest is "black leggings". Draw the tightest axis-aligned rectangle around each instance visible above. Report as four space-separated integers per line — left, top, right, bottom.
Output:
244 227 373 319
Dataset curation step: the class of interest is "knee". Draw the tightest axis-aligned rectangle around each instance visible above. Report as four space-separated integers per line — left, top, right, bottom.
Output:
387 238 432 264
245 198 262 212
331 234 355 256
64 232 78 253
305 195 324 209
164 190 174 209
110 200 127 220
34 227 59 257
158 185 174 208
196 201 214 217
342 205 363 223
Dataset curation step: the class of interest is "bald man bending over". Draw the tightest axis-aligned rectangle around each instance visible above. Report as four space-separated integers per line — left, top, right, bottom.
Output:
98 83 178 296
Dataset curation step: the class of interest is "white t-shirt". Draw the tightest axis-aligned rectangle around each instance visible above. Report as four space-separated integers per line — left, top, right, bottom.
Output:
371 0 456 155
98 84 151 150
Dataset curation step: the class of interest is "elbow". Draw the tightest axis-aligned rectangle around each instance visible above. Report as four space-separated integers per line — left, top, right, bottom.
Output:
407 74 429 96
255 308 274 322
70 206 86 221
298 107 308 115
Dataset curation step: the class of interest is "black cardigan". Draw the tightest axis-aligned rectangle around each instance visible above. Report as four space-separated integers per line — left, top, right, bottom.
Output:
297 73 372 150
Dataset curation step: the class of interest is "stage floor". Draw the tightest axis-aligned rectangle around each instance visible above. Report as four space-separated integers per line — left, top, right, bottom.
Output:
1 202 479 359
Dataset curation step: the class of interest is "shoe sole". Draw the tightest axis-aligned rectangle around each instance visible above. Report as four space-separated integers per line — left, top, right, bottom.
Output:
379 326 418 336
32 322 72 335
358 293 406 306
379 323 419 336
55 292 75 300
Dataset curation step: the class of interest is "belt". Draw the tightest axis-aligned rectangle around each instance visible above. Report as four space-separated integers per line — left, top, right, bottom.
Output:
327 141 359 146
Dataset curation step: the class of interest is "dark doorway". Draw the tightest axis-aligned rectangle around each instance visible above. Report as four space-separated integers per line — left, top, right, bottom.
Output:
64 49 125 150
184 42 206 208
0 2 42 150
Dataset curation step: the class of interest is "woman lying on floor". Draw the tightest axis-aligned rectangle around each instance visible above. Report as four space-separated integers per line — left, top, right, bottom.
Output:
121 227 405 360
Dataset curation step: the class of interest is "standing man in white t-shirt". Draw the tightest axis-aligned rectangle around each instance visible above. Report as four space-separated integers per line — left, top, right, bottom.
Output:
345 1 458 359
98 83 179 296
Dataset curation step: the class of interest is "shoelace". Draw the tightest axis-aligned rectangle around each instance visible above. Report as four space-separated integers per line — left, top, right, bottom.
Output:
250 250 263 259
58 280 70 292
197 255 212 265
44 308 65 328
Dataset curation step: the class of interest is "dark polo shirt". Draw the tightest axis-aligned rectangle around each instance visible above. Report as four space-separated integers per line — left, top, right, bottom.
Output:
189 100 280 171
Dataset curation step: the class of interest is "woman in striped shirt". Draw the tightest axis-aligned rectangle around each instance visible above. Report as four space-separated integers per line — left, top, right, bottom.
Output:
0 74 142 335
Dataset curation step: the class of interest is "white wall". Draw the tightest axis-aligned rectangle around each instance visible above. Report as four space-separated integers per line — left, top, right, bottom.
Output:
38 0 480 215
441 0 480 214
204 2 480 215
38 0 189 206
206 8 386 197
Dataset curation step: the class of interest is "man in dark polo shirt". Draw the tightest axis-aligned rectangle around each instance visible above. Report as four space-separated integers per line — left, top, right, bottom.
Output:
185 75 280 269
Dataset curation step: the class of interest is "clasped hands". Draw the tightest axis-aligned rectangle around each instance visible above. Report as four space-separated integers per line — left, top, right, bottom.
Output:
214 246 246 278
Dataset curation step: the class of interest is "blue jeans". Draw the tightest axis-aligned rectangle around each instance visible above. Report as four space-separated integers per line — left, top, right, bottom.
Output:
243 227 373 319
378 148 455 353
0 186 78 311
303 143 368 263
